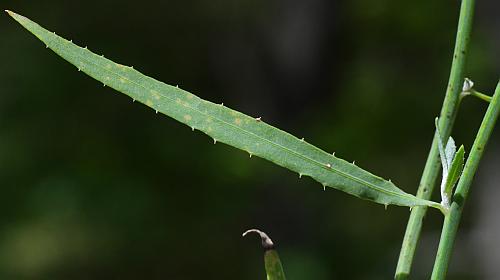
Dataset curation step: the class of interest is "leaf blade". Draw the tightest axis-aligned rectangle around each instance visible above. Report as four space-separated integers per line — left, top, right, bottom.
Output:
444 145 465 202
264 250 286 280
7 11 443 210
435 117 449 174
445 137 456 167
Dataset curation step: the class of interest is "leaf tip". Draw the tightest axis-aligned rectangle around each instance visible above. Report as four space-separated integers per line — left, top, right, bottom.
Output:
243 229 275 250
5 10 24 22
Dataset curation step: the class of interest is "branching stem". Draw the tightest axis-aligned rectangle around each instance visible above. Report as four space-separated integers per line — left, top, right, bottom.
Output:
431 81 500 279
461 89 493 103
395 0 475 278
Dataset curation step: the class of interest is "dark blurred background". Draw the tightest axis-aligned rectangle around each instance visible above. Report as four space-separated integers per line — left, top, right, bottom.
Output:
1 0 499 279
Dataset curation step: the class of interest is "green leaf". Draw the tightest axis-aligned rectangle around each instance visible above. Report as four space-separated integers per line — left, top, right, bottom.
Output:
6 10 444 211
436 117 465 207
243 229 286 280
445 137 456 168
435 117 453 173
444 145 465 202
264 250 286 280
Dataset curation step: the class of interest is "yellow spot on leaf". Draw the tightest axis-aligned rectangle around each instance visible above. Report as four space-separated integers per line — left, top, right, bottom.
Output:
234 118 242 125
151 90 160 100
184 115 192 121
120 78 126 83
146 100 153 106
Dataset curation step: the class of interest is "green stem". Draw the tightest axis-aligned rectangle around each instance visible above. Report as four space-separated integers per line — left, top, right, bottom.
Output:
431 81 500 279
461 89 493 103
470 90 493 102
395 0 475 278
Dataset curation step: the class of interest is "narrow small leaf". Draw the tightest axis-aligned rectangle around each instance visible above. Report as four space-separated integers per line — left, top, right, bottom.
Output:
243 229 286 280
435 118 449 175
7 11 444 211
445 137 456 167
444 145 465 202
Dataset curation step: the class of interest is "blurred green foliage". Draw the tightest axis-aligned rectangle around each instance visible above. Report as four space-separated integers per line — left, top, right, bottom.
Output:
1 0 498 279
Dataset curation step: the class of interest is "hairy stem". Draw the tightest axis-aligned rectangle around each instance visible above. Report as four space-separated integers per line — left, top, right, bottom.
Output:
431 81 500 279
395 0 475 278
